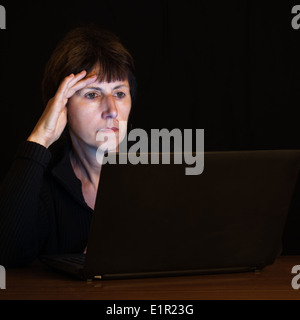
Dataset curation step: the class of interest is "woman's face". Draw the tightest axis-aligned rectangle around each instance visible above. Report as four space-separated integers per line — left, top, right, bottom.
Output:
67 76 131 153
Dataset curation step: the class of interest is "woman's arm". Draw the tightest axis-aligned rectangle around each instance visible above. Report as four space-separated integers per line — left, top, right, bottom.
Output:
0 71 96 267
0 141 51 267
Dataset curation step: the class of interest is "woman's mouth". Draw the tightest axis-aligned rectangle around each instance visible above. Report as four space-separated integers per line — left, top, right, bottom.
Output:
100 127 119 132
107 127 118 132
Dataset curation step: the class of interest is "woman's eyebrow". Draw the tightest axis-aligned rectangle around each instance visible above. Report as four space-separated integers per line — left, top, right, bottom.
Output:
83 86 103 92
82 84 129 92
113 84 129 90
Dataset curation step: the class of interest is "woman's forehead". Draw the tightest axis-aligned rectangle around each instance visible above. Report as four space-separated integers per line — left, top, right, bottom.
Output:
80 79 130 93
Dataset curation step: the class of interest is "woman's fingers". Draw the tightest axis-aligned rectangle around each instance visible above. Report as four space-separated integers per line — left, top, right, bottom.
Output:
55 70 97 103
67 70 87 88
55 73 77 99
65 72 97 98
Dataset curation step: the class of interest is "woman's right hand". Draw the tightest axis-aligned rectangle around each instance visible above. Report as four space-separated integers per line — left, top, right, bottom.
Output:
27 70 97 148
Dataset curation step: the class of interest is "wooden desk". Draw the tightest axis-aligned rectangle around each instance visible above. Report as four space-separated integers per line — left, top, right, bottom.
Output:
0 256 299 300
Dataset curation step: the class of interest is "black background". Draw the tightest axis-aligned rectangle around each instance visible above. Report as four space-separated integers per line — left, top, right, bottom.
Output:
0 0 300 253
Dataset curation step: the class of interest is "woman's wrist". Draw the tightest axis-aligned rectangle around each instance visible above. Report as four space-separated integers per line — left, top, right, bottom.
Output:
27 133 50 149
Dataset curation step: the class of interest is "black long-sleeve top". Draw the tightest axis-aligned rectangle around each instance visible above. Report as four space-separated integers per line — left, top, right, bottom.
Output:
0 139 93 267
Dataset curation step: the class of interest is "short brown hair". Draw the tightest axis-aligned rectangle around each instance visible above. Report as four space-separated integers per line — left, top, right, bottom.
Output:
42 25 136 105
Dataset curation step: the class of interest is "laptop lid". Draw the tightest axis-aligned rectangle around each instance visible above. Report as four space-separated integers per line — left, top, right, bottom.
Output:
83 150 300 280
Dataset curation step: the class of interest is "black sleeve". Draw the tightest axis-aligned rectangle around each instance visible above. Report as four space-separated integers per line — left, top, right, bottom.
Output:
0 141 52 267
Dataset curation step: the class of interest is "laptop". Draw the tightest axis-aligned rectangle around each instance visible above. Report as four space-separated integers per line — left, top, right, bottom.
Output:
41 150 300 280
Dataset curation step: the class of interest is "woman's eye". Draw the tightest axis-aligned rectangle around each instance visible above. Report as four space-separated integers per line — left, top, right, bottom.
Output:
85 92 98 100
115 92 125 99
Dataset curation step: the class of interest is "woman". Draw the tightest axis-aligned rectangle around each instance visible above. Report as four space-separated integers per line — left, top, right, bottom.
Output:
0 26 136 267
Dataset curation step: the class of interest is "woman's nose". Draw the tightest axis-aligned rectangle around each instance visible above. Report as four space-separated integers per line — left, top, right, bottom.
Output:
101 95 118 119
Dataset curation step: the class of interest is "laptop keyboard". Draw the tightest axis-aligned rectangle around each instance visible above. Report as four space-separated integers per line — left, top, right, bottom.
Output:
62 254 85 265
